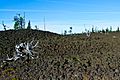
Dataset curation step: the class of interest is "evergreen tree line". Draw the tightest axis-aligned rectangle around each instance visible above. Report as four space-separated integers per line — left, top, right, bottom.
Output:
64 26 120 35
91 26 120 33
2 13 39 31
13 14 32 30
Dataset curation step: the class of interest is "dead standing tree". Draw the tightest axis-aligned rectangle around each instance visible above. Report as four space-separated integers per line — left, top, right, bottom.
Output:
2 21 6 31
85 29 91 37
4 40 39 62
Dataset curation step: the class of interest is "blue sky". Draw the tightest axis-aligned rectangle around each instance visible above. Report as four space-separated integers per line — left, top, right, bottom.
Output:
0 0 120 34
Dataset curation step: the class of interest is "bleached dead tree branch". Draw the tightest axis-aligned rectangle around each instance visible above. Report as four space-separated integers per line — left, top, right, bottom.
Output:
4 40 39 62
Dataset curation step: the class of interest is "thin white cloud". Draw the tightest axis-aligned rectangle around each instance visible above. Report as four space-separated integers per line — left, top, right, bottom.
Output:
0 9 120 14
0 9 49 12
43 0 80 5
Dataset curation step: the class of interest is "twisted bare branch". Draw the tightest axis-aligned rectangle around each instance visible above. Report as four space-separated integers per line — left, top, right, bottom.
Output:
4 40 39 62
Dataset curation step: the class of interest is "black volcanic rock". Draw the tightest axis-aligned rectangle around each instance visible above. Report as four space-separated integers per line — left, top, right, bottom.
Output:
0 30 120 79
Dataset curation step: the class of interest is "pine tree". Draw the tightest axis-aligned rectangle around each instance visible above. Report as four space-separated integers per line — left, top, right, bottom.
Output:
92 27 94 33
69 27 72 34
27 20 31 29
106 28 109 33
116 27 119 32
64 30 67 35
14 21 19 30
13 13 25 30
110 26 112 32
102 29 105 33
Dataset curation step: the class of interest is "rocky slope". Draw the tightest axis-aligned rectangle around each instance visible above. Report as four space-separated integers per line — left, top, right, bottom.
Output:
0 29 120 80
